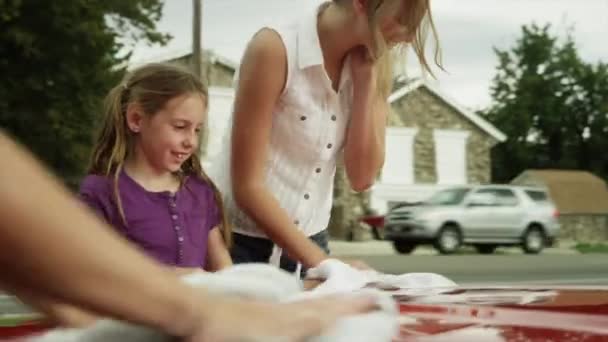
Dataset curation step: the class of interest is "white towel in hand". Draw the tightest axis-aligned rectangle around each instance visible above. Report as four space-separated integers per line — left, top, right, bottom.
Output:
306 258 457 295
33 263 399 342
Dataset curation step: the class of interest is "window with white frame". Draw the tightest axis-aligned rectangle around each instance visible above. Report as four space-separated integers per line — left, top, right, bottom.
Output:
433 129 469 185
382 127 418 184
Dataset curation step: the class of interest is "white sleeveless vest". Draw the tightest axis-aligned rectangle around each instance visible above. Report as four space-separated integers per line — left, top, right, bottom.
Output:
210 2 354 252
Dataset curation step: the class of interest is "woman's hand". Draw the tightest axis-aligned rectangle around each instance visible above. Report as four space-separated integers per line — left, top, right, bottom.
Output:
185 293 378 342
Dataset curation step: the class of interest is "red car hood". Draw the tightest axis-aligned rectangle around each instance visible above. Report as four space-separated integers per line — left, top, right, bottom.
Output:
2 286 608 341
394 286 608 341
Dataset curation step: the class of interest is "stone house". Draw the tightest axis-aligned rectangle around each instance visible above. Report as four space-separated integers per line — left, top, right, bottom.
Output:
131 48 236 87
511 169 608 242
328 78 507 239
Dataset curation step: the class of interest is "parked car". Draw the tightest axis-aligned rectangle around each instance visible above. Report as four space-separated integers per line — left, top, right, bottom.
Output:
383 185 560 254
359 202 423 240
358 214 385 240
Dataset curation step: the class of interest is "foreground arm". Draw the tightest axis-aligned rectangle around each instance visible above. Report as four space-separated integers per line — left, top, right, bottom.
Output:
0 131 376 341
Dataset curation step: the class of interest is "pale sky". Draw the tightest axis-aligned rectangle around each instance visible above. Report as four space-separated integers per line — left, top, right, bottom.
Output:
130 0 608 110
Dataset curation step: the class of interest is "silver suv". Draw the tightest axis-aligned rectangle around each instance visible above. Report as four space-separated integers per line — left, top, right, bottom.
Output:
383 185 560 255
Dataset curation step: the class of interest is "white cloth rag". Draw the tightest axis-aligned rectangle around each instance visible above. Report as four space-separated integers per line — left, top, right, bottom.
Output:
305 258 458 296
32 262 404 342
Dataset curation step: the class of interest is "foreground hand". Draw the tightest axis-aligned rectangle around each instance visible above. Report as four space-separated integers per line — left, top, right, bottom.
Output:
173 267 205 276
186 294 377 342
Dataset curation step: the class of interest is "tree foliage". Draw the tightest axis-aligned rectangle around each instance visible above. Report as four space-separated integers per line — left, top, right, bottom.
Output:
481 24 608 182
0 0 170 186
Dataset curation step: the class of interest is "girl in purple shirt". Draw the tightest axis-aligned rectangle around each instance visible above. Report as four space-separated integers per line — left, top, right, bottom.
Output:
79 63 232 273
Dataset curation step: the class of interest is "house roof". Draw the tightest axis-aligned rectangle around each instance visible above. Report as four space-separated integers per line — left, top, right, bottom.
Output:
388 78 507 142
128 48 237 71
511 169 608 215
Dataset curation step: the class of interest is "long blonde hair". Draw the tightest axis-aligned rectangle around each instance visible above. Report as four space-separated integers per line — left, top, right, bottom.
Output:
334 0 443 98
88 63 231 246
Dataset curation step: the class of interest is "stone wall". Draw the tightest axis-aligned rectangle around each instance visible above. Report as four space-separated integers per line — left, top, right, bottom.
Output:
328 165 375 240
391 87 493 184
168 53 234 87
558 215 608 242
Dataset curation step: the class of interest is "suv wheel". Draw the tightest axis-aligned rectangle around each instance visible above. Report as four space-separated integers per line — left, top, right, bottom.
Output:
393 241 416 254
474 244 498 254
434 224 462 255
522 226 545 254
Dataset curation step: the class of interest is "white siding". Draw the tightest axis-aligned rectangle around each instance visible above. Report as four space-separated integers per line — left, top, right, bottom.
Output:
202 87 234 169
433 129 469 185
382 127 418 184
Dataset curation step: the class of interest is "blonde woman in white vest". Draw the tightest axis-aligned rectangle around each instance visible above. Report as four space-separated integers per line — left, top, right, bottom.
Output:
213 0 442 276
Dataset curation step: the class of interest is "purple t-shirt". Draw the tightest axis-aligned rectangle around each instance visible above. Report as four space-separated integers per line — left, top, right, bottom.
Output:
79 171 220 268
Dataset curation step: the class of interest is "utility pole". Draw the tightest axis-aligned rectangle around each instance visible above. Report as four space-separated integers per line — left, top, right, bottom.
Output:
192 0 203 79
192 0 208 157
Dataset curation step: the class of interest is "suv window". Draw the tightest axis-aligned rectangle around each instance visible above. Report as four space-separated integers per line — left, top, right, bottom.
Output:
476 188 519 206
426 188 471 206
525 190 548 202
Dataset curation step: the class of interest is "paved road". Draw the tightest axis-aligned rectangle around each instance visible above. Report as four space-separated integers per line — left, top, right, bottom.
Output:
329 240 608 285
336 253 608 285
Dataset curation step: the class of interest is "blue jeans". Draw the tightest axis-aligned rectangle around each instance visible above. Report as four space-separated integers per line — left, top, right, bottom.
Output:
230 230 330 274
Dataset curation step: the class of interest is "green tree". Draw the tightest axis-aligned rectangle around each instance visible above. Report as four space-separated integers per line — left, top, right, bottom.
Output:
481 24 608 182
568 62 608 178
0 0 169 187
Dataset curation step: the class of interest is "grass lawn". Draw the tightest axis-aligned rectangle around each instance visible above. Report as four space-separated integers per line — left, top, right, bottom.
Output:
574 242 608 254
0 313 43 327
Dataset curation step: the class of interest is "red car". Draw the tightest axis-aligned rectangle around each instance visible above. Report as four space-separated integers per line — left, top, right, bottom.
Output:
359 214 385 240
395 286 608 341
2 286 608 341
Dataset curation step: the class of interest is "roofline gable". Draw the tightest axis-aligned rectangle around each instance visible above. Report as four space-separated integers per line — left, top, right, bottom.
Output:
128 48 237 71
389 79 507 142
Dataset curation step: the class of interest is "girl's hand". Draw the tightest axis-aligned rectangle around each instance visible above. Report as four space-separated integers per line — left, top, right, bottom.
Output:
349 46 376 95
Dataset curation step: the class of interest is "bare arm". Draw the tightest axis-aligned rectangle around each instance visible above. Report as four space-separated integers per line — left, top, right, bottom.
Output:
1 278 97 328
343 95 387 191
343 49 387 192
0 132 201 337
231 29 327 268
205 226 232 271
0 131 376 341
